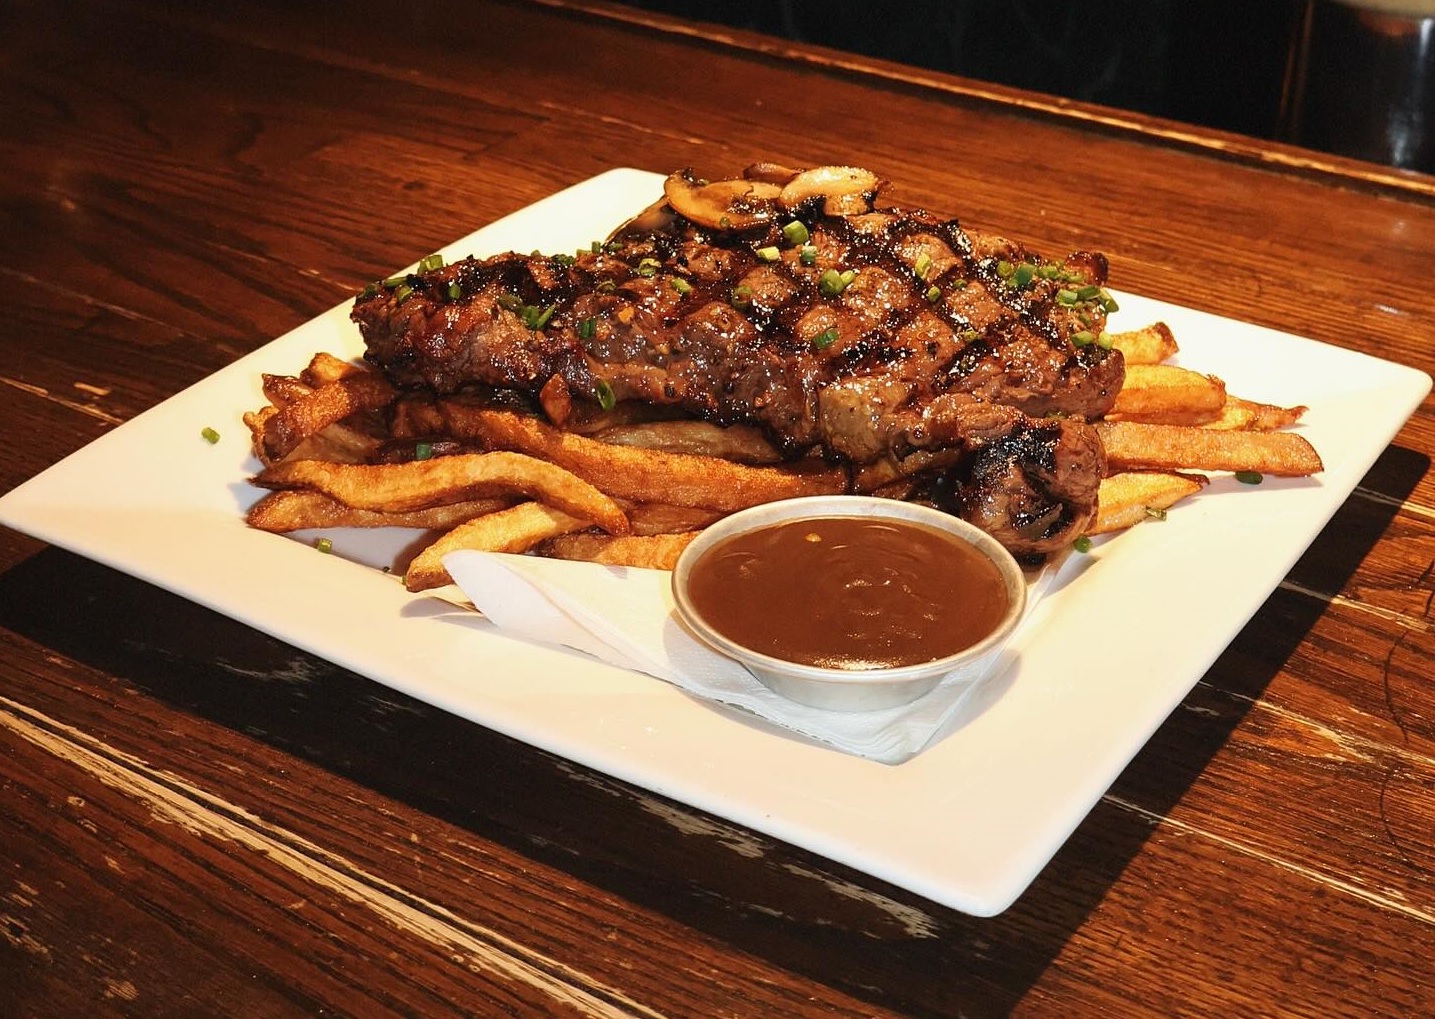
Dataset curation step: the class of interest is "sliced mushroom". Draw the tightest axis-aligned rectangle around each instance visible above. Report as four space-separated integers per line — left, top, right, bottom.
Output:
778 166 882 216
607 194 678 242
663 170 782 230
742 162 801 185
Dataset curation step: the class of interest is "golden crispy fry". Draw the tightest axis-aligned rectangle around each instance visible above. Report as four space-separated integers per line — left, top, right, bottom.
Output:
623 502 727 536
1107 364 1227 424
261 373 314 408
1096 420 1323 476
1088 471 1209 535
254 452 630 534
301 352 365 387
1108 322 1179 364
408 400 847 511
243 405 277 454
247 398 376 466
282 423 387 465
591 419 783 464
536 530 701 570
404 502 592 592
258 372 396 463
246 490 513 532
1200 395 1308 432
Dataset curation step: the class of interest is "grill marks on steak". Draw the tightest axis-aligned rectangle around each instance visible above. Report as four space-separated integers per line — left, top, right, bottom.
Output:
354 172 1124 555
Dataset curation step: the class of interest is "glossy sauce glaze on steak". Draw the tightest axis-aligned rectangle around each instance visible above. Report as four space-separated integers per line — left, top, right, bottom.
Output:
354 166 1124 557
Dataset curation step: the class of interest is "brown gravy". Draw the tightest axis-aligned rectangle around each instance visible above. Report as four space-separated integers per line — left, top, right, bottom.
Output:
685 515 1010 670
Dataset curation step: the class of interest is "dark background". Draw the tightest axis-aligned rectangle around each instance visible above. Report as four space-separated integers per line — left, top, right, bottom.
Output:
623 1 1306 140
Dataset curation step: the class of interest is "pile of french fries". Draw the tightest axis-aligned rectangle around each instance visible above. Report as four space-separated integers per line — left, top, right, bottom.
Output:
242 322 1321 591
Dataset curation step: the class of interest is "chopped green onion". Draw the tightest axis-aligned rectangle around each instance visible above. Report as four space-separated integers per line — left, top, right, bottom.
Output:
1076 284 1102 301
671 277 693 295
1235 470 1264 485
496 292 524 311
523 303 556 330
1012 262 1035 289
995 259 1015 279
594 379 616 411
1100 292 1120 313
818 268 857 297
314 537 333 554
914 252 933 280
1057 288 1080 306
1073 535 1093 553
552 252 576 266
392 283 414 303
200 426 220 444
382 274 407 288
417 253 444 273
596 279 617 294
414 441 434 460
447 281 462 300
755 245 780 262
812 326 840 350
1144 506 1168 521
1096 331 1114 349
730 285 753 309
591 240 603 253
925 285 942 303
1072 330 1096 346
636 257 661 277
799 245 817 266
360 282 379 299
782 220 810 245
719 215 733 228
577 316 597 339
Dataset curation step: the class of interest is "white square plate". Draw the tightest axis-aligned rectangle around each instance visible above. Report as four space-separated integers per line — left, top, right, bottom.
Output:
2 169 1428 915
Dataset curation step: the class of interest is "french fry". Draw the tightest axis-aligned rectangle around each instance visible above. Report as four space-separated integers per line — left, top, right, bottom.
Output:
261 373 315 408
1096 420 1324 476
591 419 783 464
257 372 395 463
405 400 847 511
623 502 727 536
300 351 365 387
1106 364 1227 424
1108 322 1179 364
1089 471 1208 535
536 530 701 570
254 452 630 534
404 502 592 591
1200 395 1308 432
246 490 513 532
243 404 277 451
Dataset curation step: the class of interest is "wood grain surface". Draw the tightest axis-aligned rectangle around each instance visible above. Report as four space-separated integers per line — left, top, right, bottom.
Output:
1 1 1432 1016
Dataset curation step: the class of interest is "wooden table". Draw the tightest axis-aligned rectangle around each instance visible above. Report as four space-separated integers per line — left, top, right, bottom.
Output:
3 2 1433 1015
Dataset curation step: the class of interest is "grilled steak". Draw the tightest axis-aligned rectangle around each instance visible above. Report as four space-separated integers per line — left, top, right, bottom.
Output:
354 166 1123 556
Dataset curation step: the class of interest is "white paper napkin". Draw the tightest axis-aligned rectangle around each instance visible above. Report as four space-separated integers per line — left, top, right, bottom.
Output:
443 548 1066 764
